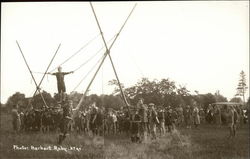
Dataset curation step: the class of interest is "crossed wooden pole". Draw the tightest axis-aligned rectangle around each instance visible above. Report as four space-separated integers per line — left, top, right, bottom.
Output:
74 3 137 116
16 3 136 113
16 41 61 108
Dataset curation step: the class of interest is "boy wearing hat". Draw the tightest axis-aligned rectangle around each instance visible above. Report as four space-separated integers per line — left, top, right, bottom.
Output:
12 104 21 133
137 98 148 141
227 105 238 138
130 109 141 143
58 100 73 144
158 106 165 136
148 103 159 140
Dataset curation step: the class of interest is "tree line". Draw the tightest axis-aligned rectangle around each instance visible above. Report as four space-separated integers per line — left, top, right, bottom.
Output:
2 77 248 113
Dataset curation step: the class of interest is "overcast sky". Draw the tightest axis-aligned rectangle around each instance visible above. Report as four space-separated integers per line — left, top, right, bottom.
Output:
1 1 249 103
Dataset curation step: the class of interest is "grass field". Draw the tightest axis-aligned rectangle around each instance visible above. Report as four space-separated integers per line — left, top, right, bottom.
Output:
0 113 249 159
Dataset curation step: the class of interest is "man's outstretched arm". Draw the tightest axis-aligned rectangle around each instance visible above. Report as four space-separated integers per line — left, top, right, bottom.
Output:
46 72 56 75
63 71 74 75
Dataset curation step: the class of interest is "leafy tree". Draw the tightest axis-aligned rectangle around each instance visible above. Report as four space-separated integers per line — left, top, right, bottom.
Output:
177 85 190 96
193 95 202 106
177 85 192 106
246 97 250 109
89 94 102 106
101 95 125 110
236 70 248 103
214 90 228 102
68 91 84 108
111 78 191 108
108 79 125 95
230 97 243 103
123 78 173 106
1 102 8 113
199 93 216 113
6 92 26 111
32 91 56 109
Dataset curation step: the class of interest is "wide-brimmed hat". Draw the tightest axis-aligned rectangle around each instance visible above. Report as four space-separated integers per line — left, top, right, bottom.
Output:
148 103 155 106
139 97 144 100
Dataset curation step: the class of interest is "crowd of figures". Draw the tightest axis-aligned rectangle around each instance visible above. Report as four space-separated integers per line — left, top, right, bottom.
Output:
11 97 248 143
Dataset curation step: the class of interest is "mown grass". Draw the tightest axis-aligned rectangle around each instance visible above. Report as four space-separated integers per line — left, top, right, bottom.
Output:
0 113 249 159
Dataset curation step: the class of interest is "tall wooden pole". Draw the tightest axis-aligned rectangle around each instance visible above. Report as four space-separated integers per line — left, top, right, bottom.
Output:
74 4 136 115
89 3 137 113
16 41 48 108
33 44 61 97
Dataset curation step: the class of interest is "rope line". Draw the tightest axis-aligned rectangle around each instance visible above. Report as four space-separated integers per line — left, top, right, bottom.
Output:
72 54 105 92
49 33 100 73
72 34 116 72
31 71 48 74
127 51 145 77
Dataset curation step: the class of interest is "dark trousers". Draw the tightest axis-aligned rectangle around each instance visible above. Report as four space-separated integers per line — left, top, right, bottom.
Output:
57 83 66 93
58 118 70 144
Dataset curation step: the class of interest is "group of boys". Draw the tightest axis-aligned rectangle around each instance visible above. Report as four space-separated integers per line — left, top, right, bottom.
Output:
130 98 177 143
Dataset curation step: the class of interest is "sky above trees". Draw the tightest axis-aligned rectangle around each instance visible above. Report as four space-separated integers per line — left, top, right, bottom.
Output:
1 1 249 103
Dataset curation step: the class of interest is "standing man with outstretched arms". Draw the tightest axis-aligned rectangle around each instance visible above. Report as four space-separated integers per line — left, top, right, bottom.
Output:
48 66 73 102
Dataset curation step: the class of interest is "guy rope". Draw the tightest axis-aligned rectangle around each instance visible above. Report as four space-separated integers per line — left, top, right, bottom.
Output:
49 33 100 73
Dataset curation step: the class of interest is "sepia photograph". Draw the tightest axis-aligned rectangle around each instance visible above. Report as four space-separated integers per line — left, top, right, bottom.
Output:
1 1 249 159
